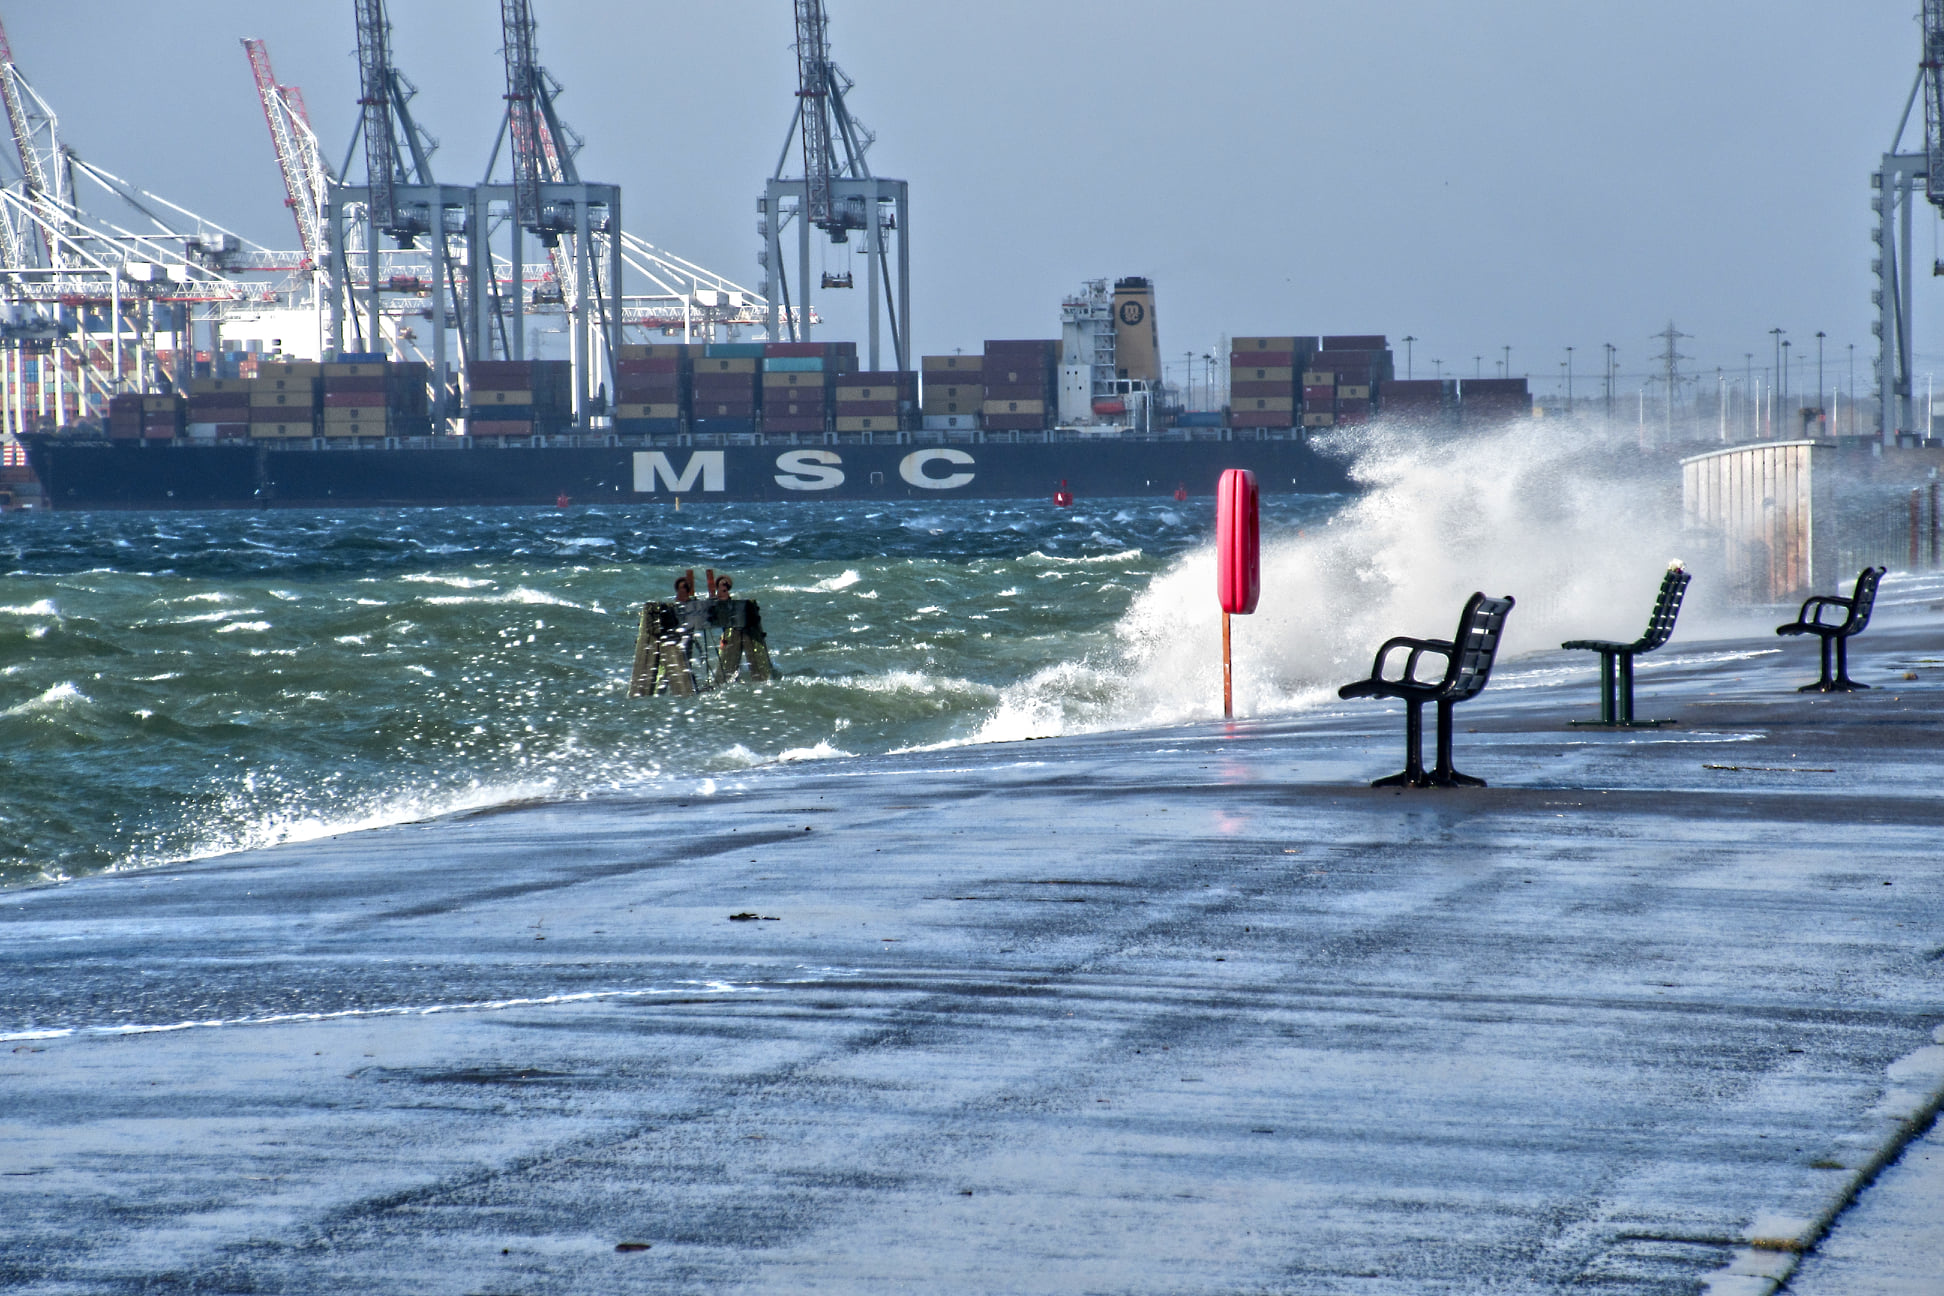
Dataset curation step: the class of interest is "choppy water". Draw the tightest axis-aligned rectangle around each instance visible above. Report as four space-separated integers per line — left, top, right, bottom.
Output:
1 497 1343 886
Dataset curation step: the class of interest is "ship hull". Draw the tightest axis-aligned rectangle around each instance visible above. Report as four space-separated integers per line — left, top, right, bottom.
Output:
25 438 1352 509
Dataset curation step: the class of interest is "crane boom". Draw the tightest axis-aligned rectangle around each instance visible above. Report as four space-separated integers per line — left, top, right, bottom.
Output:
500 0 544 230
1925 0 1944 209
793 0 837 232
242 39 326 268
0 15 46 202
352 0 399 232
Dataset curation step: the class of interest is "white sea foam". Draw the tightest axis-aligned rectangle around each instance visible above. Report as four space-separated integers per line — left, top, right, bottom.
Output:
1021 548 1144 565
421 587 582 608
401 573 497 589
971 414 1696 741
0 599 58 616
215 621 273 633
3 681 87 717
772 569 863 594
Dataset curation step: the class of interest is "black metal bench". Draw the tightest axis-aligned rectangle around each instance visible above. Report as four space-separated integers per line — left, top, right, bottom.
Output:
1338 591 1516 788
1775 566 1886 692
1561 564 1691 727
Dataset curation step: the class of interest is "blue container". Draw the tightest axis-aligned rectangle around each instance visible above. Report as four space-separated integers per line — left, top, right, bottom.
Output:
703 343 766 359
692 416 757 435
763 356 825 372
335 351 387 364
1175 411 1226 428
614 418 684 435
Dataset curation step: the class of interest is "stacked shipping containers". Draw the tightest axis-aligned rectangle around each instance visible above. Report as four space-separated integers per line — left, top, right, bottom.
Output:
466 360 572 438
760 342 856 437
248 361 319 439
692 344 764 434
982 340 1058 432
1377 379 1457 426
187 378 252 440
1307 337 1393 428
1458 377 1531 424
321 358 431 439
833 371 916 435
1229 336 1313 431
921 354 982 431
613 343 693 434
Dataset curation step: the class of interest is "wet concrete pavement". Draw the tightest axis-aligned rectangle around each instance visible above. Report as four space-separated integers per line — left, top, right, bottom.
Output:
2 586 1942 1295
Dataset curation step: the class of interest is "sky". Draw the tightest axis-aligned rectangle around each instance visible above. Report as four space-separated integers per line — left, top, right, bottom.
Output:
7 2 1936 398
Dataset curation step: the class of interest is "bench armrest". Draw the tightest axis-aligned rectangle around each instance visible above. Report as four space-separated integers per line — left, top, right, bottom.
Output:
1372 635 1453 686
1797 594 1854 627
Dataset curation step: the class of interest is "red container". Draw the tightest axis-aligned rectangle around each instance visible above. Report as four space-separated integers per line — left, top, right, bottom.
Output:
1230 351 1298 368
1322 335 1387 351
695 400 757 418
761 416 826 433
1216 469 1260 615
833 400 899 417
1232 381 1295 399
468 361 536 389
981 382 1054 401
1230 411 1295 429
983 414 1051 431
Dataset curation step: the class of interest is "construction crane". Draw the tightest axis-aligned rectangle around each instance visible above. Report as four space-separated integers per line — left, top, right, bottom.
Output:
762 0 909 369
242 38 329 271
0 12 72 268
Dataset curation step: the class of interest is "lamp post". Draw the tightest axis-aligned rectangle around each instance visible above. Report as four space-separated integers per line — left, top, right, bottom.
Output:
1401 335 1417 381
1768 328 1784 436
1432 358 1443 380
1848 343 1855 436
1604 343 1615 418
1502 345 1512 381
1782 339 1792 432
1565 345 1574 406
1815 331 1825 434
1475 356 1482 379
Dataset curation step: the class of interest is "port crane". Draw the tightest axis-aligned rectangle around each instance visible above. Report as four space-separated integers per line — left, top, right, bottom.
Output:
324 0 483 406
1873 0 1944 443
761 0 909 370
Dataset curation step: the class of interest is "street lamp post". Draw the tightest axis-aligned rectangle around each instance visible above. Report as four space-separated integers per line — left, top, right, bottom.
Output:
1604 343 1615 418
1565 345 1574 406
1848 343 1855 436
1815 331 1825 436
1782 339 1792 433
1400 335 1416 381
1768 329 1784 437
1502 345 1511 381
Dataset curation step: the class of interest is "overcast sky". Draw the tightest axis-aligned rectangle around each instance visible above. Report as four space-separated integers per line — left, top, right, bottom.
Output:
8 3 1935 396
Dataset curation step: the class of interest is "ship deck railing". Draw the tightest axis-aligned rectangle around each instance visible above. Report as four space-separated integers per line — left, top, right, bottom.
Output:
37 427 1313 451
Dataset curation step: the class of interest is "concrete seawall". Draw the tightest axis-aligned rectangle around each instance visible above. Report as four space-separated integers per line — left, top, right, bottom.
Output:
3 583 1942 1294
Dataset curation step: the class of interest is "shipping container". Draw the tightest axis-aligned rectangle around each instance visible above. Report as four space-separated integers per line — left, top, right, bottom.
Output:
189 377 251 394
616 357 683 376
249 388 312 409
982 382 1054 402
1235 396 1295 413
695 400 758 418
833 400 899 417
1232 410 1296 429
1229 366 1295 383
983 413 1053 431
768 399 826 418
692 416 758 434
1232 381 1296 400
760 416 826 434
612 403 683 420
982 398 1047 416
1339 385 1372 401
702 343 767 359
249 422 313 439
470 389 535 406
1229 351 1299 369
763 356 826 372
922 354 983 372
922 382 982 402
694 356 759 374
612 417 684 435
921 399 981 416
921 413 980 430
1302 412 1336 427
467 419 537 438
835 415 899 433
762 370 832 388
257 361 322 380
1322 335 1387 351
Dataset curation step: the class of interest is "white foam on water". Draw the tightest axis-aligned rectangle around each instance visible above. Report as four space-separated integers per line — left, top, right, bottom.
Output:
400 573 496 589
972 415 1691 742
772 569 863 593
3 681 87 717
420 587 583 609
215 621 273 634
0 599 56 617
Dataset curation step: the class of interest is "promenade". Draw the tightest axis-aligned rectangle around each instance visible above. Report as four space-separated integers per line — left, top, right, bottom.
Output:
3 580 1941 1295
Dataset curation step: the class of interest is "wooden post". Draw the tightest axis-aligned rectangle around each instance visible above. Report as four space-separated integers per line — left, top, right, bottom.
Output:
1222 611 1233 719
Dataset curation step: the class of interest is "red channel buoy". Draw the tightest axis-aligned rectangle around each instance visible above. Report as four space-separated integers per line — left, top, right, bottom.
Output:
1053 480 1074 507
1173 483 1188 502
555 492 572 508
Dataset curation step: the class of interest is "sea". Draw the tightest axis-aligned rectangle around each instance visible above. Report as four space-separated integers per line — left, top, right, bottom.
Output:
2 419 1703 889
0 495 1346 887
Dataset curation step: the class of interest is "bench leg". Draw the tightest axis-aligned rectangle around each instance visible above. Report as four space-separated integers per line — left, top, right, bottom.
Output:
1617 652 1635 725
1428 699 1486 787
1371 699 1429 788
1829 634 1869 691
1599 652 1617 724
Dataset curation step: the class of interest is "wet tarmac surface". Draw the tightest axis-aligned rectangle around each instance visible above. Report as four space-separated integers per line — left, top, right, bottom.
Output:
2 592 1942 1294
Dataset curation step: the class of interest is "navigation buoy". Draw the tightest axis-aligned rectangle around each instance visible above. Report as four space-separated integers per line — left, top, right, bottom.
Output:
555 492 571 508
1173 483 1188 502
1053 480 1074 507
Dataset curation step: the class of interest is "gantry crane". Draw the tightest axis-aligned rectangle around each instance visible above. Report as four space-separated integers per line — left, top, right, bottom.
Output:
1872 0 1944 443
482 0 621 418
324 0 483 409
761 0 908 370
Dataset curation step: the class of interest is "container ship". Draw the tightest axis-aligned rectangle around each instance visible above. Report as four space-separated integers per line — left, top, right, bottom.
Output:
17 278 1529 509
